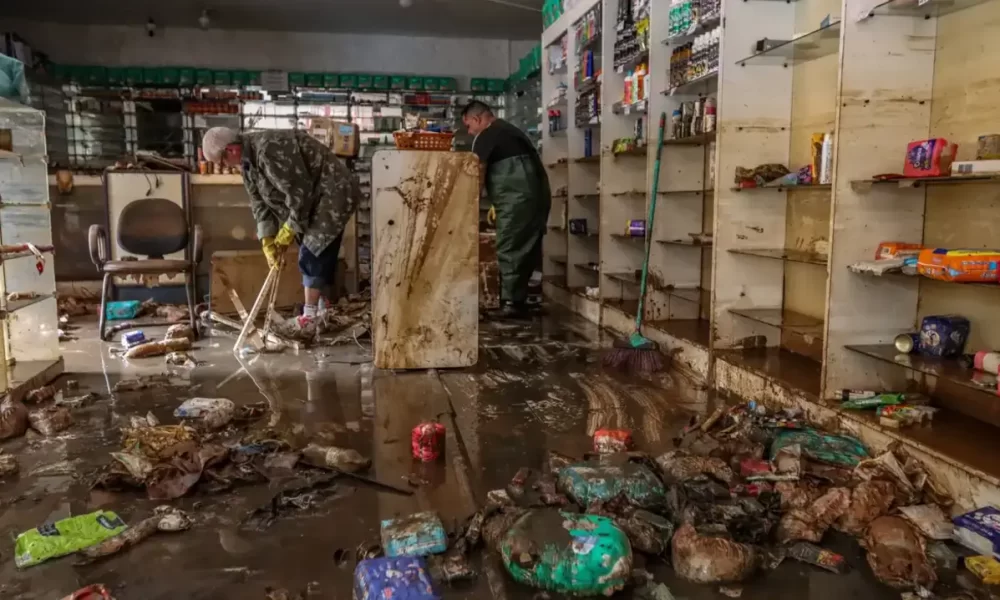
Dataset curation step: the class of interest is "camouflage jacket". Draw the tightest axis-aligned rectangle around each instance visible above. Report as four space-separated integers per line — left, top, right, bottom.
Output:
241 130 360 256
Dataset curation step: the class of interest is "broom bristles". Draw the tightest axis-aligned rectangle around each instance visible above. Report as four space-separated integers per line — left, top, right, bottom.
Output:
603 346 665 373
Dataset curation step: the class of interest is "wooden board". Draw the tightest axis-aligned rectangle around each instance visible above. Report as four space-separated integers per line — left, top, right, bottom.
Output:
371 150 479 369
209 248 303 315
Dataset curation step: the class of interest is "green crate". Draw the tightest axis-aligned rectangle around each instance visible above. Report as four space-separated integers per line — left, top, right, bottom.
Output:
213 70 232 86
470 78 487 92
246 71 261 86
106 67 126 86
141 68 163 86
288 72 306 88
195 69 213 86
357 74 374 89
161 67 181 86
407 76 424 90
423 77 440 91
487 78 505 92
372 75 389 90
439 77 457 91
126 67 145 86
177 68 195 86
305 72 324 88
339 74 358 89
323 73 340 88
231 70 250 86
390 75 407 90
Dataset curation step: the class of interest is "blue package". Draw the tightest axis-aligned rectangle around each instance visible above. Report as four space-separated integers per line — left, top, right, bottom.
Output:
354 557 440 600
919 315 970 358
105 300 142 320
381 512 447 558
558 458 666 509
953 507 1000 559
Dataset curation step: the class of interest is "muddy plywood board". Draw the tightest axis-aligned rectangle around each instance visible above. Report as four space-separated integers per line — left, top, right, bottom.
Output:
822 8 935 398
371 151 479 369
209 248 303 315
919 2 1000 350
479 232 500 310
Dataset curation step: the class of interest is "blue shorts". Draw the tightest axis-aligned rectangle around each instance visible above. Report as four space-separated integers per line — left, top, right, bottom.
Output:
298 235 343 289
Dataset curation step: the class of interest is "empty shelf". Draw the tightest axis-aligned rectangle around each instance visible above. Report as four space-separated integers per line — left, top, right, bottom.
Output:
728 247 829 266
549 255 568 264
729 308 824 338
646 318 711 348
845 344 998 397
663 131 716 146
604 298 639 317
575 263 600 272
718 347 822 398
732 183 832 192
2 294 53 315
736 21 842 67
662 71 719 96
605 271 640 285
866 0 992 18
657 238 713 247
853 175 1000 189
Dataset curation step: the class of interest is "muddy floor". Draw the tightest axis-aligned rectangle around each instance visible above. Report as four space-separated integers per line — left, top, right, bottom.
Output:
0 309 898 599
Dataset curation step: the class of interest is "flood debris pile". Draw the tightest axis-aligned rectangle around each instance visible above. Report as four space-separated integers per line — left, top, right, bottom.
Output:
350 403 991 599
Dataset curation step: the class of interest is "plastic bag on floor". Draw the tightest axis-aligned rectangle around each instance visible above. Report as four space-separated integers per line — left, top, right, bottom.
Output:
59 585 114 600
354 557 440 600
14 510 128 568
656 451 734 484
501 510 632 596
618 509 675 555
0 398 28 440
381 512 448 558
835 480 895 536
771 429 869 468
27 405 74 436
173 398 235 430
774 480 822 511
776 487 850 544
862 516 936 589
898 504 953 541
165 323 195 341
0 451 18 477
671 523 758 584
559 458 666 509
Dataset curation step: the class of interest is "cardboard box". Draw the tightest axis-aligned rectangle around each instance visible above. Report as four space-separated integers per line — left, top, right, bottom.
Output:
952 160 1000 177
310 118 359 158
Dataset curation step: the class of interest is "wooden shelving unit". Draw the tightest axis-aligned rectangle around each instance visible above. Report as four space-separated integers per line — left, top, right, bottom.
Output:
540 0 1000 506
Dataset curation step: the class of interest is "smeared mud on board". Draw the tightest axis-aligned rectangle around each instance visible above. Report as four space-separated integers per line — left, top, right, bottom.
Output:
372 152 480 369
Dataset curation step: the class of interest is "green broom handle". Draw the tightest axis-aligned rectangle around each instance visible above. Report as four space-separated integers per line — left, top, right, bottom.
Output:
635 112 667 331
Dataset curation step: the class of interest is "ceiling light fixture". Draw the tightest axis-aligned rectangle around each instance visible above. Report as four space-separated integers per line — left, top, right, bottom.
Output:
198 9 212 30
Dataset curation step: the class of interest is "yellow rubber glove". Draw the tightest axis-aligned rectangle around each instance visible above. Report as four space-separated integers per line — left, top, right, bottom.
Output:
261 237 280 270
487 205 496 226
274 222 295 248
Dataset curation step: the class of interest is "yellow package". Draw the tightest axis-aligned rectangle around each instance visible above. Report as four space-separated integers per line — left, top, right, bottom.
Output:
966 555 1000 584
810 133 825 182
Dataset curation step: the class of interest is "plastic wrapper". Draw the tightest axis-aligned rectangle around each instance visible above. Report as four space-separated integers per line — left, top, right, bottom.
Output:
427 552 477 584
835 480 895 536
770 428 868 468
897 504 953 540
853 450 920 505
559 458 666 509
952 506 1000 558
847 258 905 276
862 516 936 589
671 523 758 583
0 452 18 476
774 480 821 510
164 323 195 341
122 424 197 460
381 511 448 558
173 397 235 430
618 509 675 555
965 555 1000 585
594 429 633 454
25 384 57 404
411 422 445 462
656 451 734 484
59 585 114 600
786 542 848 574
302 443 371 473
776 487 850 544
546 450 576 474
354 557 439 600
124 338 192 359
0 398 28 440
501 510 632 596
165 351 196 367
27 405 74 436
15 510 128 568
77 516 161 562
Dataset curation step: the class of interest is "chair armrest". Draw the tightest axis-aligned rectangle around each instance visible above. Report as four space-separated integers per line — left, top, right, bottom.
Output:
191 224 204 265
87 225 109 269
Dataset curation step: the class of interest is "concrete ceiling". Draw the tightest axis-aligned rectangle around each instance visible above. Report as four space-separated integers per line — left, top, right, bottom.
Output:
1 0 543 39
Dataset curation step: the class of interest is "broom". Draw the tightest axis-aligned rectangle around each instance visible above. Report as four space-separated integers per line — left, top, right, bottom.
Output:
603 112 668 373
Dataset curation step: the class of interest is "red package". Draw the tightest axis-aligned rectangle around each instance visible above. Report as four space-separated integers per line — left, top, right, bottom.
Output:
593 429 633 453
730 482 773 497
740 458 773 478
411 422 445 462
875 241 922 260
904 138 957 177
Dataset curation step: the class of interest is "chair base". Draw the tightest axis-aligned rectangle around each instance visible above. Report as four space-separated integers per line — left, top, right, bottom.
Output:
98 271 199 342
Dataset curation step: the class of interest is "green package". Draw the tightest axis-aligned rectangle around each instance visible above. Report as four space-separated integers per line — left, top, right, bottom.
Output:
15 510 128 568
840 393 905 410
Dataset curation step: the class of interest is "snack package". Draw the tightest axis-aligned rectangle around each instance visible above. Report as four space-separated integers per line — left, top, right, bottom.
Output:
919 314 970 358
904 138 957 177
917 248 1000 283
15 511 128 568
876 242 922 260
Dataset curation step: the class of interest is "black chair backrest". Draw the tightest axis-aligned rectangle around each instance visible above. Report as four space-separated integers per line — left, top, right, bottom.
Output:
117 198 188 259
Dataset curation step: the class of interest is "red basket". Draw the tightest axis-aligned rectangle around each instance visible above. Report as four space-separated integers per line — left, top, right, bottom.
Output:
393 131 455 151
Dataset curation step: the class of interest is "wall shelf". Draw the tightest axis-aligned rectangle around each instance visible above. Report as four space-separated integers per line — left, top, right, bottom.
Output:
728 248 829 266
663 71 720 96
732 183 832 192
657 238 713 247
574 155 601 163
866 0 992 17
730 307 824 337
736 21 842 67
852 175 1000 189
845 344 997 396
664 131 717 146
575 262 600 272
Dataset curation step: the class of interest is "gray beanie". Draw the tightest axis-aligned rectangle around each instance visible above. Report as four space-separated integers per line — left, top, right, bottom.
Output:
201 127 240 162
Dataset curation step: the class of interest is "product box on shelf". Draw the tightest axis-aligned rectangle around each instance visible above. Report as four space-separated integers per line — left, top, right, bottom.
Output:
178 68 196 87
339 74 358 89
305 72 324 88
952 160 1000 177
408 76 425 90
358 74 374 89
917 248 1000 283
288 72 306 88
439 77 457 91
213 70 233 86
471 78 488 92
423 77 440 91
904 138 957 178
391 75 407 90
373 75 390 90
323 73 340 88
